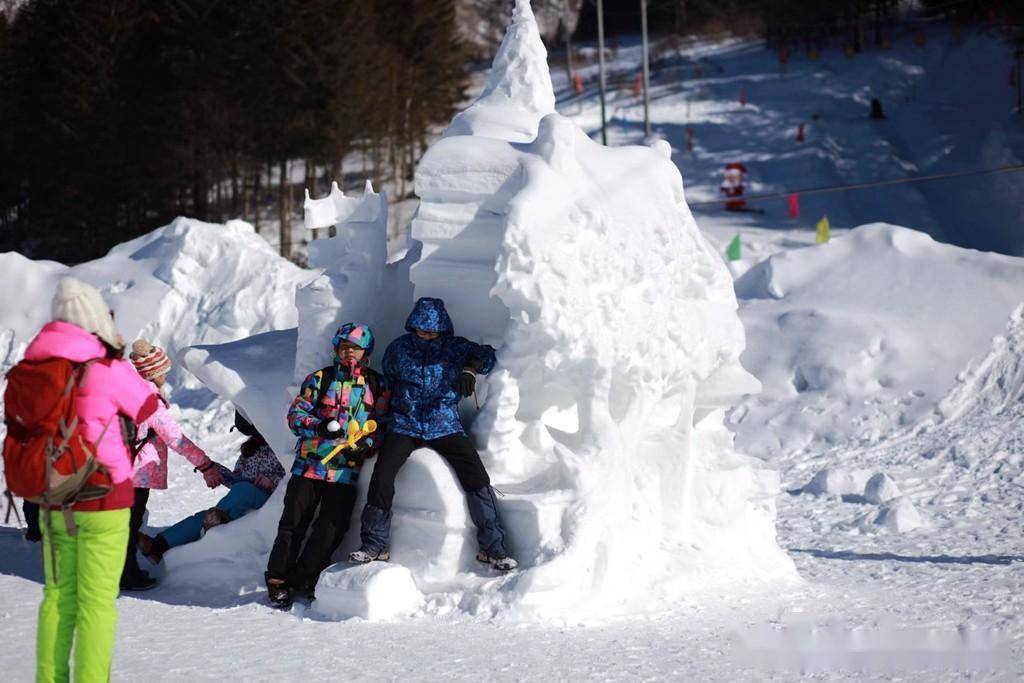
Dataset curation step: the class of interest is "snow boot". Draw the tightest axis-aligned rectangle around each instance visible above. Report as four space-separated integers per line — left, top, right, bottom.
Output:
120 570 159 591
202 507 230 532
137 532 169 565
476 551 518 572
265 573 292 609
349 547 390 564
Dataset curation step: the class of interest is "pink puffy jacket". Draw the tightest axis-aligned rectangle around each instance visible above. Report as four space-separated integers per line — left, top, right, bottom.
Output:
23 321 160 510
132 402 210 489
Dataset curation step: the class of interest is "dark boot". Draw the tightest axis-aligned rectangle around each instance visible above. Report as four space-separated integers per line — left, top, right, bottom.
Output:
358 504 393 555
202 507 230 532
120 570 159 591
265 572 293 609
138 532 170 565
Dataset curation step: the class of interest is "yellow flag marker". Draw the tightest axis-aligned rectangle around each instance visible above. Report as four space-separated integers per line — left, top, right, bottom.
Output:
816 216 831 243
321 419 378 464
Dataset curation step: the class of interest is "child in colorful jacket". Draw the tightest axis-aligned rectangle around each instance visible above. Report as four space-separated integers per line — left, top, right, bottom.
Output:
349 298 517 571
121 340 222 591
137 410 285 564
265 322 387 608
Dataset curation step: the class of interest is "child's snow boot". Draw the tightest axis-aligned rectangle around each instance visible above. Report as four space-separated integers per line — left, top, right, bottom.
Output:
348 547 390 564
476 551 518 572
202 507 230 532
265 573 292 609
137 532 169 565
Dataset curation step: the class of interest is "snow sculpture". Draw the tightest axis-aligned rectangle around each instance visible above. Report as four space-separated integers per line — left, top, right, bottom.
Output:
405 0 793 616
294 181 392 382
184 0 795 620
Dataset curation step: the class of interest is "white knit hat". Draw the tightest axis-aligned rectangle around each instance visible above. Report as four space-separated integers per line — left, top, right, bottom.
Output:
51 277 120 348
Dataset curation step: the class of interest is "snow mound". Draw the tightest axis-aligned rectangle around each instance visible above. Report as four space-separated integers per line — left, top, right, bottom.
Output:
938 303 1024 422
185 3 795 622
313 562 424 621
857 498 924 534
802 466 871 497
734 224 1024 461
0 217 309 387
863 472 901 504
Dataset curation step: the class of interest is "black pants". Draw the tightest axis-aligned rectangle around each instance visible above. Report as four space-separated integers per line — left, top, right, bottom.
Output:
366 433 490 511
266 476 358 591
122 487 150 580
23 501 41 542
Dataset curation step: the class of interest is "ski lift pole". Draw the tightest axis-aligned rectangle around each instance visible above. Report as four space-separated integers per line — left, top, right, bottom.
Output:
641 0 651 137
597 0 608 145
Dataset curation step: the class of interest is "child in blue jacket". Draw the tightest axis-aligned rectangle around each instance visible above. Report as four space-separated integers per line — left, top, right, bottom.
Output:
349 298 517 571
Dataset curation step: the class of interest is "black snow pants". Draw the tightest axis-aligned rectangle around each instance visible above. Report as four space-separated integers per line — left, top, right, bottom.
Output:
266 475 358 591
122 487 150 581
359 432 509 557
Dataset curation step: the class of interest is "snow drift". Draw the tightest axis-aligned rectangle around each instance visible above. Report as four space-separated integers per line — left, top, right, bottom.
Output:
0 217 309 387
0 218 310 462
184 0 795 622
733 224 1024 462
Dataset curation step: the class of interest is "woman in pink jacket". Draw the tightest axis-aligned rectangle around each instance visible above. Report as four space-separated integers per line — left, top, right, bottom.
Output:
24 277 161 683
120 339 222 591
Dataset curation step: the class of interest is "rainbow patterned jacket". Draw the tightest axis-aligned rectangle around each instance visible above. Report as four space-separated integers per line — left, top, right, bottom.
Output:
287 359 387 484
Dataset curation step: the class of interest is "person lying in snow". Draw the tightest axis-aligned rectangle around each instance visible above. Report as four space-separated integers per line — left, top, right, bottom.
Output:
137 411 284 564
121 339 222 591
265 322 388 608
349 297 517 572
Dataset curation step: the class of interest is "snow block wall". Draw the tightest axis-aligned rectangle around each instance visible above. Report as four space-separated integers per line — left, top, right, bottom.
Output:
184 0 796 621
295 181 390 382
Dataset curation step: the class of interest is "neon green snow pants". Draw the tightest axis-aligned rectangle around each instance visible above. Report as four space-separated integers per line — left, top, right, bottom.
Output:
37 508 130 683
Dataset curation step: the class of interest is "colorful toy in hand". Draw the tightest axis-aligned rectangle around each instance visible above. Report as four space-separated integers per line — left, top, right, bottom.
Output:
320 419 377 465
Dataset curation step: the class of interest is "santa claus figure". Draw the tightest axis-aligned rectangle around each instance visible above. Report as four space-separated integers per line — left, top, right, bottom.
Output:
719 162 748 211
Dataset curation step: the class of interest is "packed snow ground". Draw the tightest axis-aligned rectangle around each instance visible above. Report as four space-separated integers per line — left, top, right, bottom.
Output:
3 16 1024 683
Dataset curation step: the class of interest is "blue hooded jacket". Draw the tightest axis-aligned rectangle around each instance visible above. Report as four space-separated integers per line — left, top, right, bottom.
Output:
382 298 496 441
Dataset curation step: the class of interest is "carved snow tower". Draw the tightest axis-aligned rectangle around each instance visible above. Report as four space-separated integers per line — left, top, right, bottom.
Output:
404 0 797 617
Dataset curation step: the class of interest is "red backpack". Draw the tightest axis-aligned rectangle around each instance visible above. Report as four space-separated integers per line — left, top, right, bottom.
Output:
3 357 113 533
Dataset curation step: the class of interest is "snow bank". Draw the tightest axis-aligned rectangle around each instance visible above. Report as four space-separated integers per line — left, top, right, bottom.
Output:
0 218 309 464
0 217 309 388
185 0 795 622
938 304 1024 422
734 224 1024 461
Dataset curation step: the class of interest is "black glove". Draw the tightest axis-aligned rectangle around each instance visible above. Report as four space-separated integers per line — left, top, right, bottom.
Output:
316 419 343 439
455 369 476 397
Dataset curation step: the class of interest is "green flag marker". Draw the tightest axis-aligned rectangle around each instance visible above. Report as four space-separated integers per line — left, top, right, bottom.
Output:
726 234 741 261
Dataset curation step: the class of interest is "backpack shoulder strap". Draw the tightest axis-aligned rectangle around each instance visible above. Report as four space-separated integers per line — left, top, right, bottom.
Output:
313 365 337 416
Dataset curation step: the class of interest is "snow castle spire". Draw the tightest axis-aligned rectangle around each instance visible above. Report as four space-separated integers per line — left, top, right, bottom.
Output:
444 0 555 143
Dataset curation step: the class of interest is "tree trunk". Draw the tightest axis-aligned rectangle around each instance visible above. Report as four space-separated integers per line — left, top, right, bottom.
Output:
278 159 292 259
253 167 261 234
230 159 239 217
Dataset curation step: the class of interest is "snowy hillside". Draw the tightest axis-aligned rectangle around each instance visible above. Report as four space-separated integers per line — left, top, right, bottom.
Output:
556 25 1024 256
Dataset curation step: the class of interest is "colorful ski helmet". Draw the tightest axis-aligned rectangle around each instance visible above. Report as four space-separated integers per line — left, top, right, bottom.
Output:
332 322 375 355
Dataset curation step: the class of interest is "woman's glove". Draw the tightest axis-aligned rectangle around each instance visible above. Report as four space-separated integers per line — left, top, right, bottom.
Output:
199 461 224 489
455 369 476 397
316 419 343 439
